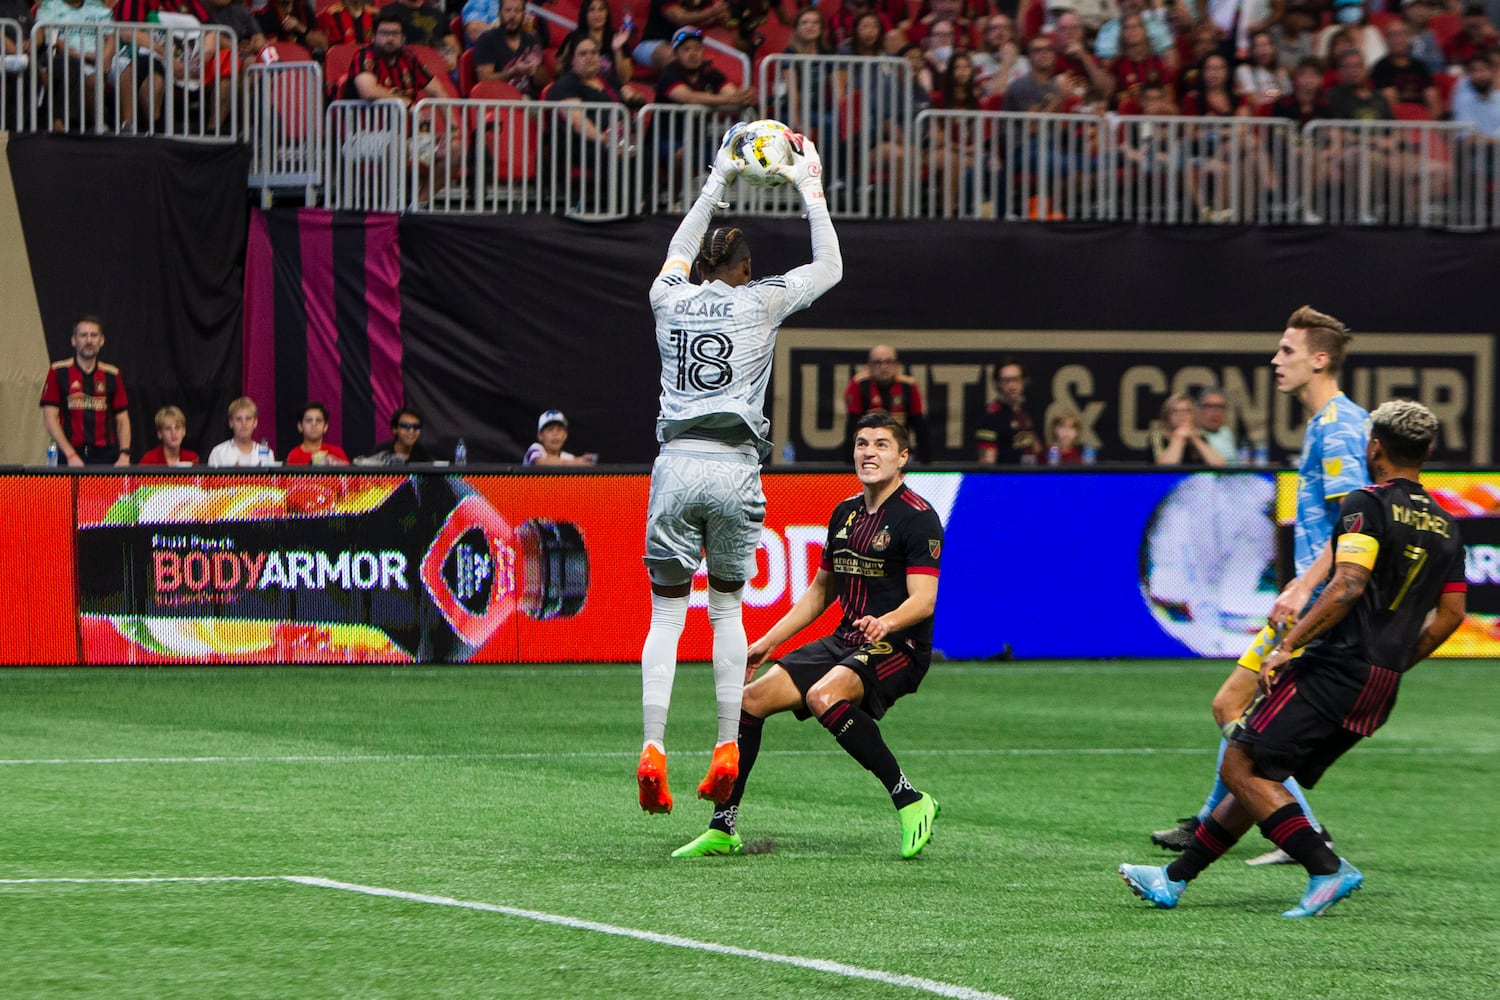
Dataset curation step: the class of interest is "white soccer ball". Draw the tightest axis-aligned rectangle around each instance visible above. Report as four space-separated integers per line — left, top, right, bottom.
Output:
727 119 798 188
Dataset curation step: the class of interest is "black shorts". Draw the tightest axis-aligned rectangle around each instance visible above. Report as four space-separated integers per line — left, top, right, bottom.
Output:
1234 677 1363 789
774 634 928 722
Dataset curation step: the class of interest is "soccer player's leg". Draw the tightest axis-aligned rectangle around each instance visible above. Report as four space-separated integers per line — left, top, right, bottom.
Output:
1122 791 1257 910
696 468 765 804
640 467 705 815
673 663 804 858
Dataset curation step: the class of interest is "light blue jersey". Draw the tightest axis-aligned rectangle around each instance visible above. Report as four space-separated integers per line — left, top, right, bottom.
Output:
1294 392 1370 575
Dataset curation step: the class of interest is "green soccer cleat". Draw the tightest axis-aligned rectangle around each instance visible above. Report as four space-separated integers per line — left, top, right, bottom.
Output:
898 793 940 859
671 829 743 859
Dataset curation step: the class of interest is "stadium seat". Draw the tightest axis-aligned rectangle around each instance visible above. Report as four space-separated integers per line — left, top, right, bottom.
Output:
1428 13 1461 50
1435 69 1458 112
324 42 358 99
409 44 460 97
468 83 540 184
269 40 315 63
1394 102 1433 121
451 14 466 47
1369 11 1401 31
470 79 527 102
459 46 478 96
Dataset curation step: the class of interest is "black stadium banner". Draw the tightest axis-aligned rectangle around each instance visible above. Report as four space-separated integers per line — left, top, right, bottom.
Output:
774 330 1493 465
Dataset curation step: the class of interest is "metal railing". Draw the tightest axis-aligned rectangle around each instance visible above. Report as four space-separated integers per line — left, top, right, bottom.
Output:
1302 119 1485 227
29 21 237 140
245 61 323 207
325 98 407 212
1 18 21 133
411 97 632 218
633 103 743 215
530 3 753 90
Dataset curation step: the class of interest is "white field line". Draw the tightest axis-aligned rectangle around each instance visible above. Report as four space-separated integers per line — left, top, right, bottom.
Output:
0 874 1014 1000
0 745 1491 767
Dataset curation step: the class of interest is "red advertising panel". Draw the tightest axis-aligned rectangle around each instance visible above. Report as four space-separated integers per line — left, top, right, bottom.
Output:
0 476 77 665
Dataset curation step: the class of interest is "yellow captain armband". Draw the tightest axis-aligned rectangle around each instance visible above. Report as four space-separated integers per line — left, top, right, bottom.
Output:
659 259 690 278
1336 532 1379 570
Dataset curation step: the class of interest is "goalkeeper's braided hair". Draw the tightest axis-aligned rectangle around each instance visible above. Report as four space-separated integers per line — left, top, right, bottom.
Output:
696 226 750 278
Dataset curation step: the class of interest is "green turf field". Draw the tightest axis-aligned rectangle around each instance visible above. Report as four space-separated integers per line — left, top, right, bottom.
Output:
1 660 1495 999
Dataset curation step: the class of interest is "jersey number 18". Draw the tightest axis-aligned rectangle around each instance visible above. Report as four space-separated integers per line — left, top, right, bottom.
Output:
671 330 734 392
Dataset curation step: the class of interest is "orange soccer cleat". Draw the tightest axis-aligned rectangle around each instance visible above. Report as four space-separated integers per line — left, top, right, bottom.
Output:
696 741 740 805
637 744 673 814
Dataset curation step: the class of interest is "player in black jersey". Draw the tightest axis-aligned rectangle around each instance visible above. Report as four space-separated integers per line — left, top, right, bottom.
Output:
672 412 945 860
1122 400 1467 917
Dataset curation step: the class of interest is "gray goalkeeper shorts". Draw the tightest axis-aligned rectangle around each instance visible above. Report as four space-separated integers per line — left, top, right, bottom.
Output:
644 441 766 586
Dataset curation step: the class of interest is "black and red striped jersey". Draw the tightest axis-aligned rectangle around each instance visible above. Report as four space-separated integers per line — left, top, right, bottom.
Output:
1297 477 1466 734
820 482 942 650
317 2 373 45
40 359 129 450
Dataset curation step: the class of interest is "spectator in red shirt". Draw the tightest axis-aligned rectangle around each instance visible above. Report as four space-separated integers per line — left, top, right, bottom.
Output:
284 402 350 466
844 344 930 460
1052 9 1114 100
1108 12 1172 109
1444 4 1499 68
40 315 131 467
140 406 199 466
975 358 1041 464
318 0 374 47
346 11 449 103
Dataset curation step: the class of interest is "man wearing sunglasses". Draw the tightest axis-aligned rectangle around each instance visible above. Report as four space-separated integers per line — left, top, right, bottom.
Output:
358 407 435 465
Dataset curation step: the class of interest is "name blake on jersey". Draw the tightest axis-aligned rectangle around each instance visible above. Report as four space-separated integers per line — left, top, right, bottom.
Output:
674 300 735 318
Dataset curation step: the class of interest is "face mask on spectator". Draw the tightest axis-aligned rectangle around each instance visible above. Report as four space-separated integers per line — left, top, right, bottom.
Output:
930 45 953 63
1334 5 1363 23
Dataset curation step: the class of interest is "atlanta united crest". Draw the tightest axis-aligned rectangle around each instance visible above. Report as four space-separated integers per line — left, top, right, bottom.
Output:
871 528 890 551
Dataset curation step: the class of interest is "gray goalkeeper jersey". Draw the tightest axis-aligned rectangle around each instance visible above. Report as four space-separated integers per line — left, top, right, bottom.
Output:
649 267 823 462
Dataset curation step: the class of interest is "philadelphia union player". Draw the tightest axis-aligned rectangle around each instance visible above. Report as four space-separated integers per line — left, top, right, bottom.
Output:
637 125 843 815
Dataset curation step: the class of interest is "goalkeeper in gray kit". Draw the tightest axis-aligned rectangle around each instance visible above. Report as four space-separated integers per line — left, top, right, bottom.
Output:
637 126 844 816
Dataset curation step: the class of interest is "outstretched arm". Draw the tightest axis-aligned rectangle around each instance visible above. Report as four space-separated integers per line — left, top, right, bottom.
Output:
659 125 745 275
776 136 843 300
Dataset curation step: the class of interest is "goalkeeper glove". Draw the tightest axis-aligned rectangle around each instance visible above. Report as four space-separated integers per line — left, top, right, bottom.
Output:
711 122 746 184
773 133 824 196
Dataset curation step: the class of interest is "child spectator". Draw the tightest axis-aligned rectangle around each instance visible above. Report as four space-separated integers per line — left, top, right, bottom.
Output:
285 402 350 465
1047 409 1085 464
208 397 276 467
140 406 199 466
524 409 598 465
358 407 435 464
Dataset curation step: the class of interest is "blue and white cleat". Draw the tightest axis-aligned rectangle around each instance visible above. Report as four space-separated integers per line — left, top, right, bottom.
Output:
1283 859 1363 918
1119 864 1187 909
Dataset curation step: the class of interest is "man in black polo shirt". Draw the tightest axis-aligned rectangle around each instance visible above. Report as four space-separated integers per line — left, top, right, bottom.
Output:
672 411 944 861
655 27 755 110
40 315 132 466
473 0 547 96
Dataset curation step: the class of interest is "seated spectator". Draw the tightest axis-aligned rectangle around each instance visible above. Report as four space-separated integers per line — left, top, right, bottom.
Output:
970 14 1029 99
1046 409 1085 464
1182 52 1240 116
207 396 275 467
845 345 930 459
36 0 114 133
1005 35 1066 112
835 8 886 57
904 0 973 49
1372 18 1441 119
1150 392 1226 466
1174 23 1223 101
284 402 350 465
379 0 456 72
778 6 839 140
206 0 266 63
1052 10 1114 101
1095 0 1174 62
524 410 598 465
256 0 327 58
635 0 732 72
1452 49 1500 136
1270 4 1318 70
1194 386 1240 463
140 406 199 466
931 49 980 108
1444 4 1499 68
1316 0 1389 69
974 358 1042 464
359 407 434 464
1327 49 1393 120
344 11 449 104
828 0 892 53
1272 56 1332 127
655 28 757 110
921 18 956 80
563 0 649 108
1235 30 1290 108
1403 0 1449 75
1108 12 1173 109
318 0 375 47
473 0 549 96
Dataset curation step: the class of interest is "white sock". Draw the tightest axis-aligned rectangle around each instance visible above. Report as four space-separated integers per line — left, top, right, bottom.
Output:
707 587 747 746
641 592 689 747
